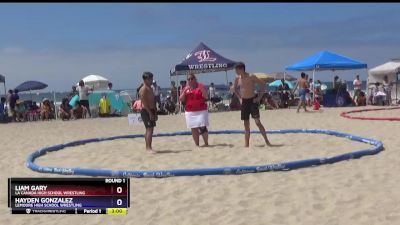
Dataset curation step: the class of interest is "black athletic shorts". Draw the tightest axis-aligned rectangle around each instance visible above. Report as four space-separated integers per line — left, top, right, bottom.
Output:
79 100 90 109
140 109 156 128
241 96 260 120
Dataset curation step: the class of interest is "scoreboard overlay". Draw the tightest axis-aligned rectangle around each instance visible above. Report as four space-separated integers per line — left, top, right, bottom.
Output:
8 178 130 215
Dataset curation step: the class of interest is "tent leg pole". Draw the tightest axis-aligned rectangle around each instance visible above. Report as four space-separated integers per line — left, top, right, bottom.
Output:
396 73 399 104
312 69 315 101
54 91 57 120
3 82 6 96
225 70 229 106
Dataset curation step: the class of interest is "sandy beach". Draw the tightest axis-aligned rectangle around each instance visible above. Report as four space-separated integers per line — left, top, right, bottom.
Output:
1 106 400 225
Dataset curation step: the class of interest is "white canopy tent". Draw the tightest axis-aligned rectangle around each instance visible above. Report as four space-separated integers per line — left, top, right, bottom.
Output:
368 59 400 102
77 74 110 90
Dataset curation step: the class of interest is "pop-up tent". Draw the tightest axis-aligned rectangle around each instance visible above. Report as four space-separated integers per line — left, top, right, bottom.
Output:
170 42 237 76
170 42 237 112
78 75 110 90
368 59 400 102
286 51 367 100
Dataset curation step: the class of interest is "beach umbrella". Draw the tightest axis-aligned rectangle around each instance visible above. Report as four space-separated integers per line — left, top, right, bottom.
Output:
269 80 294 89
15 80 48 100
15 80 48 92
253 73 275 83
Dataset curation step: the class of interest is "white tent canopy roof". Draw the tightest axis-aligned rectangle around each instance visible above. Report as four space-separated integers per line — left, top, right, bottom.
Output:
369 60 400 76
77 74 110 90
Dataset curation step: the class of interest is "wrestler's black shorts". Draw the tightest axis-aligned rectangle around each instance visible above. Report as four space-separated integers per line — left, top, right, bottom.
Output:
241 96 260 121
140 109 156 128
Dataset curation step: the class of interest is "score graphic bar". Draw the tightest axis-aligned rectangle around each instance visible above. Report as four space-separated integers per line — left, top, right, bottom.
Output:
9 178 130 215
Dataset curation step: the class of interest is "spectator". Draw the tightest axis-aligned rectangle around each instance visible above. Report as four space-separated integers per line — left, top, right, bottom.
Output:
77 80 93 118
151 80 161 110
68 85 79 101
209 82 216 99
40 99 53 121
73 102 87 119
132 99 143 113
353 75 362 103
0 97 7 123
59 98 72 120
357 91 367 106
99 95 111 117
170 81 178 104
15 99 27 122
383 75 393 105
10 89 20 121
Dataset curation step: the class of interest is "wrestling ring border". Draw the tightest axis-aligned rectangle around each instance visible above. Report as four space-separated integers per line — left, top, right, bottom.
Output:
26 129 384 178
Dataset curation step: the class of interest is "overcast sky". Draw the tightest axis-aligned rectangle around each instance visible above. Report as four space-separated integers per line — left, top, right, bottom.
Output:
0 3 399 91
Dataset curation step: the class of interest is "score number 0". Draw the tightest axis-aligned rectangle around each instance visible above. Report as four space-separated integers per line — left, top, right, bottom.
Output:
116 186 123 206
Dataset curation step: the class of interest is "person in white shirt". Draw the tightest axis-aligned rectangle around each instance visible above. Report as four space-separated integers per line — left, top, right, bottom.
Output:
209 83 216 99
352 75 362 103
151 80 161 110
77 80 93 118
383 75 393 105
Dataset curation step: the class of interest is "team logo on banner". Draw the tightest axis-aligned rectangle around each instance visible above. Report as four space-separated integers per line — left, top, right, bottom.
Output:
194 50 217 62
26 209 31 214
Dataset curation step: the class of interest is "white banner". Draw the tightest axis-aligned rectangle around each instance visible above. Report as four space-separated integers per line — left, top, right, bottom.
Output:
128 113 143 125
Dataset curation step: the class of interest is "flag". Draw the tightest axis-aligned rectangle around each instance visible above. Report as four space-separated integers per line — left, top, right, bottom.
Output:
0 74 4 83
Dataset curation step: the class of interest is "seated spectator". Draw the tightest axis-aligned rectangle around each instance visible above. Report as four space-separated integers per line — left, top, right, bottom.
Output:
0 97 8 123
132 99 143 113
59 98 72 120
164 96 176 114
99 95 111 117
73 102 87 119
50 100 56 119
357 91 367 106
40 99 53 121
372 83 385 105
15 100 27 122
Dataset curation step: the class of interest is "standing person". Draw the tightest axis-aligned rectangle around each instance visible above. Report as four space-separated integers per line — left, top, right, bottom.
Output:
383 75 393 106
151 80 161 110
99 94 111 117
305 75 311 106
178 80 187 112
139 72 158 153
180 74 209 147
77 80 93 118
0 97 7 123
10 89 20 121
353 75 362 103
293 72 309 113
209 83 216 99
7 89 13 119
233 62 272 148
278 79 290 108
170 81 178 105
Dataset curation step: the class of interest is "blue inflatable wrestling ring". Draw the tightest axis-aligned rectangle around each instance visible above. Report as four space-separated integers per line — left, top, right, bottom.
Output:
26 129 384 178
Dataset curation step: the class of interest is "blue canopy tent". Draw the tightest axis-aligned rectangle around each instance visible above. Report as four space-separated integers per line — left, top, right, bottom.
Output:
286 51 367 102
170 42 237 112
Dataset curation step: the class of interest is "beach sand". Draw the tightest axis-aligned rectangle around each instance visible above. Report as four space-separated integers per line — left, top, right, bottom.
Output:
1 106 400 225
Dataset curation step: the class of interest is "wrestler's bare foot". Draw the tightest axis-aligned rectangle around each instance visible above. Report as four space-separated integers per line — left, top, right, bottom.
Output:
146 149 157 154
